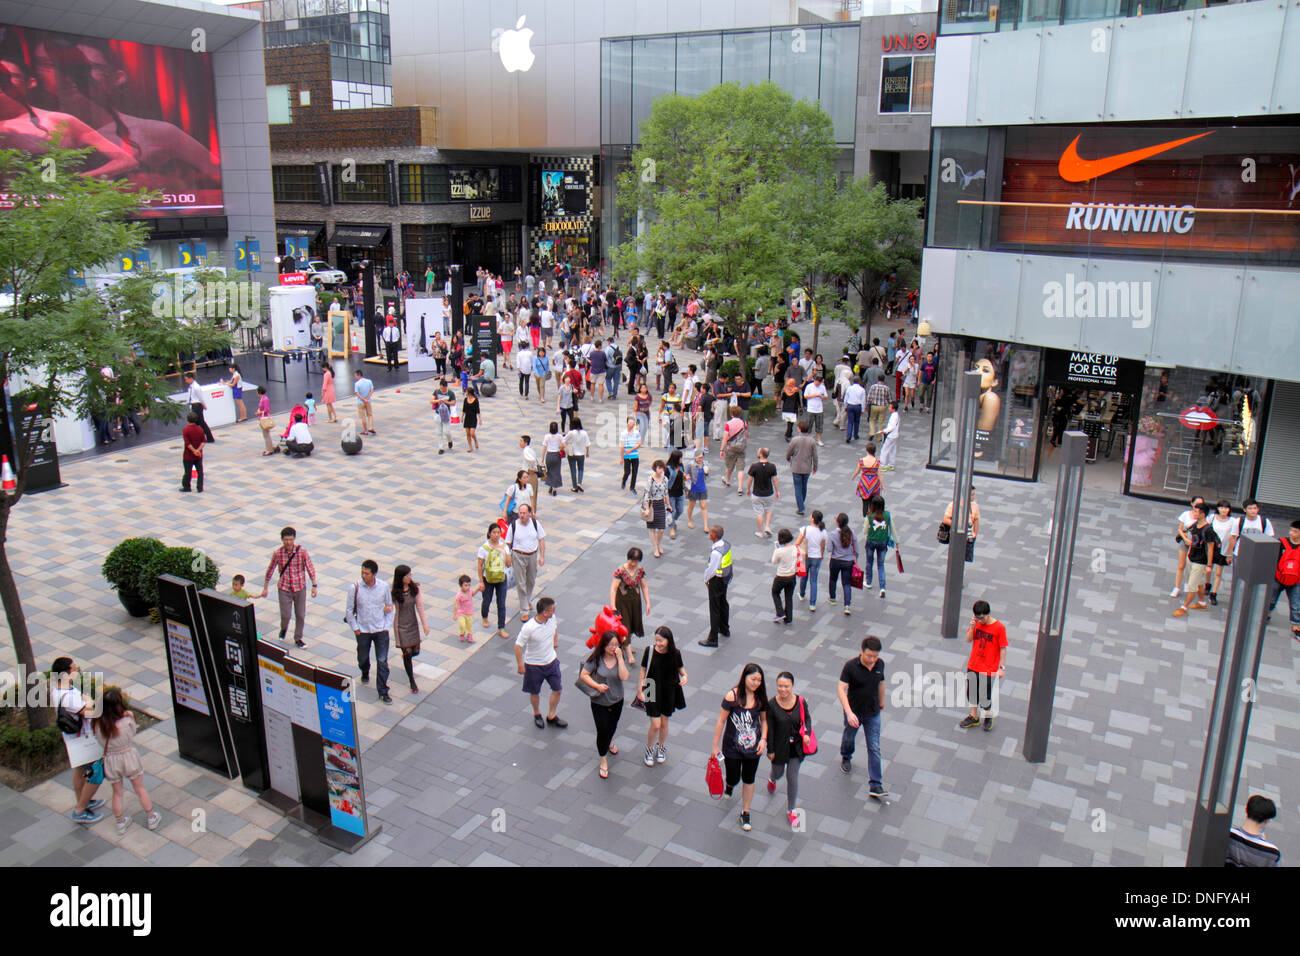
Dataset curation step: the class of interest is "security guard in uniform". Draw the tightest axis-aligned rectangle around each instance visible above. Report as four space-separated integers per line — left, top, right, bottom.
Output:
699 525 733 647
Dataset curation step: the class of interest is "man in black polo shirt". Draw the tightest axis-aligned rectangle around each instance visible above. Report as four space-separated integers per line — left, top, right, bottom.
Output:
729 373 753 421
838 635 887 796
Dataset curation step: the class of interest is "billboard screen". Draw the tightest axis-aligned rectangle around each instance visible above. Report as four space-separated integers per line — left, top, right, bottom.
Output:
0 23 222 217
540 169 586 219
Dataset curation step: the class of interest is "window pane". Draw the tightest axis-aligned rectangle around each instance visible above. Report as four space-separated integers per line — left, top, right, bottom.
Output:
770 26 820 106
722 30 770 87
911 55 935 113
267 84 292 124
818 25 858 143
926 128 990 248
631 37 676 144
880 56 913 113
604 39 632 145
676 33 722 97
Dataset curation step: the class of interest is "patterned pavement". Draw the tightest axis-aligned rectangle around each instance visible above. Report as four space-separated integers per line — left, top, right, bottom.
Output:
0 322 1294 867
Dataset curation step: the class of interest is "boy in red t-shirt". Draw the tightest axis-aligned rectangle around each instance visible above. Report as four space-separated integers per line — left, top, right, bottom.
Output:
959 599 1007 732
180 412 206 493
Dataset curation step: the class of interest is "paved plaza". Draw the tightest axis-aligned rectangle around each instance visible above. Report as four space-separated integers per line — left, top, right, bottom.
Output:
0 322 1295 867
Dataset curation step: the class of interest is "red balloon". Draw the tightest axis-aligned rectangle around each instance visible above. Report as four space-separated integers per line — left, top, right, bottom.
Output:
586 605 628 648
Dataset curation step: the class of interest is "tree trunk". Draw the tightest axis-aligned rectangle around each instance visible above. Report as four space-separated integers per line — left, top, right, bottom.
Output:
0 516 47 730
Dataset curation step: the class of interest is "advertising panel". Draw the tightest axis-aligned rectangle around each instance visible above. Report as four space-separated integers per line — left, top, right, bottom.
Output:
405 297 450 374
996 125 1300 259
199 590 270 793
0 23 222 217
314 668 368 839
255 640 300 809
449 166 500 201
268 285 317 351
541 169 587 219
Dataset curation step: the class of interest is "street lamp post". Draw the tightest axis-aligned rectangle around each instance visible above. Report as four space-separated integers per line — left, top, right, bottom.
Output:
1023 430 1086 763
941 369 982 639
1186 533 1275 867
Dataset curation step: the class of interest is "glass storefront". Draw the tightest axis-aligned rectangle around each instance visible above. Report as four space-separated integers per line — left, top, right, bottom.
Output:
1127 365 1266 504
929 337 1044 480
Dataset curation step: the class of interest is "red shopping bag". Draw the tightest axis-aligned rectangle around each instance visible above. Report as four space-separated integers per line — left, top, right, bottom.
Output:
795 556 807 578
850 562 864 589
706 754 725 799
895 546 905 575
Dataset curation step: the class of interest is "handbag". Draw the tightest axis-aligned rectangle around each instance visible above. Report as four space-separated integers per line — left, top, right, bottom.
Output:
705 753 725 799
86 758 105 786
895 545 905 574
797 695 818 756
56 689 83 734
573 661 602 698
341 581 358 625
937 522 951 544
258 417 275 431
850 562 864 589
795 555 807 578
536 463 547 479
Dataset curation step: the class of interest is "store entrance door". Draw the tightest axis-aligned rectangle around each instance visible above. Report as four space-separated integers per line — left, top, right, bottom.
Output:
1040 351 1145 494
450 225 503 280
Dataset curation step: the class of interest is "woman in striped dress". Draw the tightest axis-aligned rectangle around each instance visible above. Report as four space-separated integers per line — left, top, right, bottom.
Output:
851 441 884 517
642 460 670 559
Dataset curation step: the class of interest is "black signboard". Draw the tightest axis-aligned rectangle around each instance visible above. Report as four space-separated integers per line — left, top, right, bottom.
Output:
199 590 270 793
7 392 61 494
158 575 237 779
315 161 332 206
470 315 497 374
1044 350 1145 393
449 264 463 338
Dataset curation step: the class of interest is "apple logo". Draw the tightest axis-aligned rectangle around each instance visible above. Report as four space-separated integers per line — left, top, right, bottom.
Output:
497 15 536 73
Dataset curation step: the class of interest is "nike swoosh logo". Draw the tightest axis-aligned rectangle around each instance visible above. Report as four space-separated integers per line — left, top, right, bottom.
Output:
1058 131 1213 183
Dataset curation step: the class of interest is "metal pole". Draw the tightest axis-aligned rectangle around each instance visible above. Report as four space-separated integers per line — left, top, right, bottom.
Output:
941 369 983 639
1186 533 1274 866
1023 431 1086 763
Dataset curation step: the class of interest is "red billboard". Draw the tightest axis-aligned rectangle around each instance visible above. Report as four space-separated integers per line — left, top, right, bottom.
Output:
0 23 222 217
996 125 1300 259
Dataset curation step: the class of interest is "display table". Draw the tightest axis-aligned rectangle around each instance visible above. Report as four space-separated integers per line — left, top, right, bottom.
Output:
263 349 319 383
170 381 236 427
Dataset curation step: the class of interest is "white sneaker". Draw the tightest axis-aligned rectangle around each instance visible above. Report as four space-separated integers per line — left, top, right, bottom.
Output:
115 816 131 835
1169 587 1180 598
147 812 162 831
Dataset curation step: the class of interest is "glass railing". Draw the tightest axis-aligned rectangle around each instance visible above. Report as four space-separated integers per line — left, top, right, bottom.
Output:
940 0 1263 34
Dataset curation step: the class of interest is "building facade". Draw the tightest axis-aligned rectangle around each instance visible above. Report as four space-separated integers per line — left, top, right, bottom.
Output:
920 0 1300 509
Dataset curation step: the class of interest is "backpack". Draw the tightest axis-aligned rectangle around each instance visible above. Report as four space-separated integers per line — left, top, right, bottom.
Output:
609 345 623 366
727 420 748 453
1278 540 1300 588
483 547 507 584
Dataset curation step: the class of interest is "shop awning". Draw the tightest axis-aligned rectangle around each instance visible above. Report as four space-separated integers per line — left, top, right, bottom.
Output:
328 224 391 247
276 221 325 241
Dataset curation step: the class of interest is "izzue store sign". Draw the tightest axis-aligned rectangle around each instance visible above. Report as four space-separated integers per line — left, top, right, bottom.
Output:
1045 350 1144 392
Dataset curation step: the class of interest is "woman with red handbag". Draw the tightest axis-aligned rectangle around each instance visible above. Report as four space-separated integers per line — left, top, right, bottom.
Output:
766 671 814 830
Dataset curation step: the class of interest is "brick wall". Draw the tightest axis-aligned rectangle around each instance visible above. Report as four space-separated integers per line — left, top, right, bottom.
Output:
264 44 437 150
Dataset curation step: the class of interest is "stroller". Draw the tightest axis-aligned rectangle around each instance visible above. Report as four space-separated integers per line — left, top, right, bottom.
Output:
280 404 311 455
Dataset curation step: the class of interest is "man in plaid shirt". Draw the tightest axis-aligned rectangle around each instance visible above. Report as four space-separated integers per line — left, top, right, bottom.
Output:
256 526 318 647
866 378 892 442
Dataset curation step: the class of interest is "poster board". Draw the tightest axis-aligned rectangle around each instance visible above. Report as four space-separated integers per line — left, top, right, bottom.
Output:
327 309 352 360
255 640 301 813
313 666 375 849
405 298 450 374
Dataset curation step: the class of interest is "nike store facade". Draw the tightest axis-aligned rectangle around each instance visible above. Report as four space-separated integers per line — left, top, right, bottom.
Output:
920 1 1300 510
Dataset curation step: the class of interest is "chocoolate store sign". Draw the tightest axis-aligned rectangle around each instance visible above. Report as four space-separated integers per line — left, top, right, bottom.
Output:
995 125 1300 257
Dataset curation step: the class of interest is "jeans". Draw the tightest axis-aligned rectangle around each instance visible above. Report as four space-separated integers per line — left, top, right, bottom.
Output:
606 371 619 397
864 541 888 591
846 405 862 441
1267 580 1300 629
792 473 810 513
669 495 684 527
622 457 639 491
635 413 649 444
771 574 795 622
828 558 854 606
481 579 507 630
798 557 822 607
567 454 585 487
591 699 624 757
840 710 883 787
356 630 390 696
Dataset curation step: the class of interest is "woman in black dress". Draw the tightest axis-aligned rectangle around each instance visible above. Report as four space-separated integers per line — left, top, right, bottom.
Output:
636 625 687 768
461 387 482 452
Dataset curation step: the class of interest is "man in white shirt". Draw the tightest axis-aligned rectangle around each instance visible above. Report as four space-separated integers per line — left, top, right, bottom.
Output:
506 504 546 621
346 559 395 703
803 374 829 446
286 415 314 457
53 657 105 824
1230 498 1274 556
183 371 215 442
880 400 901 470
842 376 867 443
539 305 555 346
832 356 854 428
516 344 535 398
380 322 402 372
514 596 567 729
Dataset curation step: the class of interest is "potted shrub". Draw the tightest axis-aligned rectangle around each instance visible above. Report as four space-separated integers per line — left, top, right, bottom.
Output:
101 537 166 617
141 546 220 611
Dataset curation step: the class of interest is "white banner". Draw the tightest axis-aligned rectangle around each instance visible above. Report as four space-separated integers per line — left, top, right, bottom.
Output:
406 297 451 375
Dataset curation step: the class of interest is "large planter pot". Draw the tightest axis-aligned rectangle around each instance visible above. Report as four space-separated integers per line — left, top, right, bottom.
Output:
117 587 151 618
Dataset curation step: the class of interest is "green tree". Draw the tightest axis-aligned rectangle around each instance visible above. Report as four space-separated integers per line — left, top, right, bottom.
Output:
819 178 923 342
611 82 838 328
0 145 231 728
